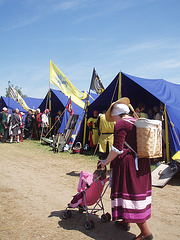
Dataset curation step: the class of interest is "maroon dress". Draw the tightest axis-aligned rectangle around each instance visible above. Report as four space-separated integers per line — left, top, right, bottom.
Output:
110 118 152 223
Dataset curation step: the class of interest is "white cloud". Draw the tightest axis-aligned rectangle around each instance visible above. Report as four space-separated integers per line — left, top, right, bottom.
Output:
1 15 40 32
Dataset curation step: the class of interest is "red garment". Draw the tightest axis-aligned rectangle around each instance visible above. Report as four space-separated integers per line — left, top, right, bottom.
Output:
110 118 152 223
18 113 23 140
36 113 42 128
18 113 23 128
88 121 95 147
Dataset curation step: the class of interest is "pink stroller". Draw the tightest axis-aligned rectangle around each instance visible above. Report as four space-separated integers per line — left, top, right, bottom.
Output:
60 170 111 230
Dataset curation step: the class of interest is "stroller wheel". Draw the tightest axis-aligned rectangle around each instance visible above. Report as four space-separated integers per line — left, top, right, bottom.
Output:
106 212 111 221
67 210 72 218
90 219 95 229
101 214 108 222
84 220 94 230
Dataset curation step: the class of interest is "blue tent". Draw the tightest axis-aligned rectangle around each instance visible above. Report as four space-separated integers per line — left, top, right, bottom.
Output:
87 72 180 155
0 96 43 113
39 88 98 140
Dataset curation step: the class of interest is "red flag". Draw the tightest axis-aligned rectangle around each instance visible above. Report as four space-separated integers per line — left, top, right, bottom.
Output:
66 98 73 115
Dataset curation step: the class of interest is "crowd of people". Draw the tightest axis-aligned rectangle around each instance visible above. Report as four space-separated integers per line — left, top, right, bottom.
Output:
0 107 52 143
1 102 165 159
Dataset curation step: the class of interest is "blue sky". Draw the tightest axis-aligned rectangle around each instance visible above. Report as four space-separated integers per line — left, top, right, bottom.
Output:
0 0 180 99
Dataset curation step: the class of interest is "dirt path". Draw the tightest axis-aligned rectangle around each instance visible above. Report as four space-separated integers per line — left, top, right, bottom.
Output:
0 141 180 240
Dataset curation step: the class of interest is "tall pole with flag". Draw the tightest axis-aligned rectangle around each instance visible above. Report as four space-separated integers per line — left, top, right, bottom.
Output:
83 68 104 146
49 59 52 135
8 85 34 112
89 68 104 95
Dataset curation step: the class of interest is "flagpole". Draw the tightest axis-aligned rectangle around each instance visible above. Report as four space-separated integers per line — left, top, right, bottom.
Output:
8 81 10 110
40 60 51 143
82 68 94 147
118 72 122 99
49 60 52 136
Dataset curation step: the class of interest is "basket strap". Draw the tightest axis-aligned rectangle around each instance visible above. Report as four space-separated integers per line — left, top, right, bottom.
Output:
152 127 158 157
123 119 138 170
124 119 135 125
124 141 138 171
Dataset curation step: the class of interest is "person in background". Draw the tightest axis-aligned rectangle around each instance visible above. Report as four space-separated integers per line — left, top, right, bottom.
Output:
25 109 35 140
133 107 140 118
96 110 115 159
87 110 99 152
16 108 24 142
98 98 153 240
0 107 7 143
137 103 148 118
20 112 25 140
41 109 50 137
36 108 42 139
147 108 154 119
153 105 163 121
54 110 63 135
9 109 21 143
4 108 10 142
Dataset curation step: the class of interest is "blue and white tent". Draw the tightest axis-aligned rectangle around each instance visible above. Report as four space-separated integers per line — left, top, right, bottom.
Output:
39 88 98 142
0 96 43 114
87 72 180 156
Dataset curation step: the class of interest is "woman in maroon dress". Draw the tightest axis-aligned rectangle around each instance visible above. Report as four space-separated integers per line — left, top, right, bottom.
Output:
98 98 153 240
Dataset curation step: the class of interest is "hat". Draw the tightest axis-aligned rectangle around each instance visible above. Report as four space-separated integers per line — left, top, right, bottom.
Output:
2 107 7 111
105 97 130 122
111 103 130 116
36 108 40 113
45 109 49 114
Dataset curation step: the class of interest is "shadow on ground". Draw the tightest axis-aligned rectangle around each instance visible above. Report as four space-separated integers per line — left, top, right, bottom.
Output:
49 209 136 240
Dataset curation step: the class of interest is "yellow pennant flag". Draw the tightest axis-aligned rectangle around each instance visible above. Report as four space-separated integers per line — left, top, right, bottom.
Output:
9 85 35 112
49 60 88 109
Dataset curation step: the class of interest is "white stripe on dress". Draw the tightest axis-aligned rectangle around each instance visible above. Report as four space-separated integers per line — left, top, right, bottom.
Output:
111 196 152 210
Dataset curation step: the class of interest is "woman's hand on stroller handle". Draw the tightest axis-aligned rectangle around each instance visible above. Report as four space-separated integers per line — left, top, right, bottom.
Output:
97 159 107 168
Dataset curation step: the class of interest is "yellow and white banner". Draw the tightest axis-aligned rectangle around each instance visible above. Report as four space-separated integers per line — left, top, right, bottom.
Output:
9 85 34 112
49 60 88 109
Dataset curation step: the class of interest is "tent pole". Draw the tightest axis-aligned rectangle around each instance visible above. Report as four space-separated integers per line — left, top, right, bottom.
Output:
49 89 51 136
83 106 88 147
48 60 52 136
164 105 170 162
83 83 91 147
118 72 122 99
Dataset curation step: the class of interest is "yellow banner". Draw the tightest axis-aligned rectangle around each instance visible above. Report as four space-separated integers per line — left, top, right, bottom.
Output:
9 85 34 112
49 60 88 109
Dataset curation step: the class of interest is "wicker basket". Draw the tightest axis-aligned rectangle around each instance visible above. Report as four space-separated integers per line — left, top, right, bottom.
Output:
73 142 83 154
135 118 162 158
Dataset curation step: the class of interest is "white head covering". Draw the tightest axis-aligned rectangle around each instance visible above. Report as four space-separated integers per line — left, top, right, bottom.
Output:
111 103 130 116
2 107 7 111
36 108 40 113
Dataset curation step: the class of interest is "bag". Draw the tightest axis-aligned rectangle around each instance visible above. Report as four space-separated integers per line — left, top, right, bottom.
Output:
135 118 162 158
73 142 83 154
